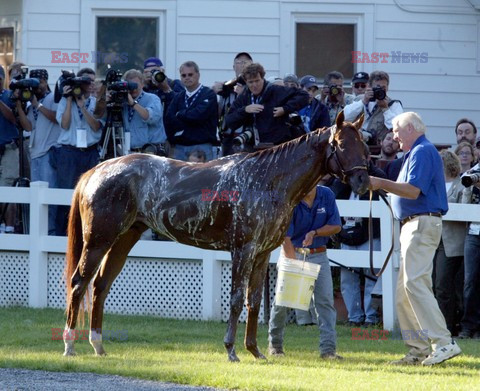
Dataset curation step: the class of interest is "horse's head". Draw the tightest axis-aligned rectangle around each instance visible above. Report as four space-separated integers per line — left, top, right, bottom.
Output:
326 112 370 195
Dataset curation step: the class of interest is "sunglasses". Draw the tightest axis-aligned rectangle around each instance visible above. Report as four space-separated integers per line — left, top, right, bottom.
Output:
354 83 367 88
181 73 195 78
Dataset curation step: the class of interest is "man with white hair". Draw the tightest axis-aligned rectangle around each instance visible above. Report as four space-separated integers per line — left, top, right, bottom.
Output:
369 112 462 366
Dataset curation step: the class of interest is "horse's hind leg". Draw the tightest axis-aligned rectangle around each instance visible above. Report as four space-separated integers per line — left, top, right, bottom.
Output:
224 249 255 362
64 246 110 356
89 223 146 356
245 253 270 360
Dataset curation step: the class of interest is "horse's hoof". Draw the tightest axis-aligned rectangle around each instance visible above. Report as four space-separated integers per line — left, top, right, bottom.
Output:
63 349 76 357
228 353 240 362
93 345 107 356
255 352 267 360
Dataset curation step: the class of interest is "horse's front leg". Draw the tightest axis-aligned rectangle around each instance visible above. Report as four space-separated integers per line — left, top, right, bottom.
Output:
224 250 255 362
245 253 270 360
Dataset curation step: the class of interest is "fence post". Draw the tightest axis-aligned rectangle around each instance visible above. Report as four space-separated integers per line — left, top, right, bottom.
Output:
381 196 398 330
202 250 222 320
28 181 49 307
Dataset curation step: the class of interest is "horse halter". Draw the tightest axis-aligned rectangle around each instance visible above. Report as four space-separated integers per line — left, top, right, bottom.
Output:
326 126 368 183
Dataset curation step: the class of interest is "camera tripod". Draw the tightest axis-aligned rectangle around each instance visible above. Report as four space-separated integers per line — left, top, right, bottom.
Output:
100 103 127 161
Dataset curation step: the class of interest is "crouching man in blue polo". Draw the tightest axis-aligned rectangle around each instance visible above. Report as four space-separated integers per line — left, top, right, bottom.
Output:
268 184 343 359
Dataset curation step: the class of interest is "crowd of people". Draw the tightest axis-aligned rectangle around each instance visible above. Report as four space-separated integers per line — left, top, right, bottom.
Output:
0 51 478 365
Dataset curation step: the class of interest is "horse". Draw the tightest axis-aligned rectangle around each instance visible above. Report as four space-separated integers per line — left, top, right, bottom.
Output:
63 111 369 362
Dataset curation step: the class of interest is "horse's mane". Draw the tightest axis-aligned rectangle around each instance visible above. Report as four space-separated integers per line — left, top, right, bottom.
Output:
238 126 331 166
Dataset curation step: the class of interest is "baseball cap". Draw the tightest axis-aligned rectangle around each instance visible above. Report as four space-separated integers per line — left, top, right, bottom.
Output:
300 75 318 89
0 65 5 79
283 73 299 84
143 57 163 69
30 69 49 80
352 72 369 84
234 52 253 61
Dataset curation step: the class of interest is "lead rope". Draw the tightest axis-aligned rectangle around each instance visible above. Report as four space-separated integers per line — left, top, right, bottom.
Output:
369 189 395 277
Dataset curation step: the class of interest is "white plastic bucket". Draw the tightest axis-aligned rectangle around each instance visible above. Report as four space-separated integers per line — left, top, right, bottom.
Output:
274 257 321 311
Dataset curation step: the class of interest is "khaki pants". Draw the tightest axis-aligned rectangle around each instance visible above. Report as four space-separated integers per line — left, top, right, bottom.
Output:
397 215 451 354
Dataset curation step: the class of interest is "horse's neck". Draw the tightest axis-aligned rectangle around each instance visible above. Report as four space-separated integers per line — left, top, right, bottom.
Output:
251 133 330 205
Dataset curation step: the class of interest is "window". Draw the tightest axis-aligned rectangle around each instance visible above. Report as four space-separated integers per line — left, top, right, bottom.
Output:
296 23 354 84
0 27 14 73
96 17 158 77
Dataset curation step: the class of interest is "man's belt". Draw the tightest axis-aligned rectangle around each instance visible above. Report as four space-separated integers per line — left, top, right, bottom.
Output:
401 212 442 225
61 143 99 152
294 246 326 255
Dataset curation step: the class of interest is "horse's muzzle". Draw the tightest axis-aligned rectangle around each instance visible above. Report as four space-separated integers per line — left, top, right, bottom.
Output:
348 169 370 195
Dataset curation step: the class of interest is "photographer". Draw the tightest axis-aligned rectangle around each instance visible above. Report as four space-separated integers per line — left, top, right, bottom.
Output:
344 70 403 145
318 71 354 125
24 69 61 235
212 52 252 156
143 57 183 137
114 69 167 156
459 162 480 339
55 67 102 235
0 65 20 234
225 63 309 151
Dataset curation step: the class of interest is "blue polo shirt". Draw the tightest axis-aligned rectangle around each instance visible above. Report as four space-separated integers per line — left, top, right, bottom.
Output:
391 134 448 221
0 89 17 145
286 185 341 248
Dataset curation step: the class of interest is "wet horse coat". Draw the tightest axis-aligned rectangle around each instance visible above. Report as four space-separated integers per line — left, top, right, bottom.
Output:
63 112 369 361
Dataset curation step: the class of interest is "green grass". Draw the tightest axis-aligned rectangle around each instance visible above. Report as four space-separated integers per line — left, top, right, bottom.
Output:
1 307 479 390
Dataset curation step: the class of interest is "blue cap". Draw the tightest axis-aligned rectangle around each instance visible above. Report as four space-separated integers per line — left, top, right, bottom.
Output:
300 75 318 89
143 57 163 69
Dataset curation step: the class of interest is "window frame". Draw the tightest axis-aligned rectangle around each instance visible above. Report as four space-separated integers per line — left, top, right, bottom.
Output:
80 1 176 74
280 3 375 83
0 27 15 72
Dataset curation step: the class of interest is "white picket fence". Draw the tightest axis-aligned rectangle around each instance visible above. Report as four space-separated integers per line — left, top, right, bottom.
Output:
1 182 479 329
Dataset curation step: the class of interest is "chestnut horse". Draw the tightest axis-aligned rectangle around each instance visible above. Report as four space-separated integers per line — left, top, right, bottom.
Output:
63 112 368 362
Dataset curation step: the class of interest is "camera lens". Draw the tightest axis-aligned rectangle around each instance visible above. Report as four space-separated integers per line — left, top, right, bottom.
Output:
152 71 166 83
329 85 340 96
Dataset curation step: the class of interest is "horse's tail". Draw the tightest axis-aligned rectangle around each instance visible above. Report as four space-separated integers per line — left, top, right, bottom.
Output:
64 180 88 325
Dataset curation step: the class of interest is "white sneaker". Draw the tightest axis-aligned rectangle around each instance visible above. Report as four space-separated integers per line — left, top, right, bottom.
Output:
422 340 461 366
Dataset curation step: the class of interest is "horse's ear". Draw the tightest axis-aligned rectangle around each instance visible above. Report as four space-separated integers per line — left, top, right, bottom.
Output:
353 113 364 131
335 111 345 129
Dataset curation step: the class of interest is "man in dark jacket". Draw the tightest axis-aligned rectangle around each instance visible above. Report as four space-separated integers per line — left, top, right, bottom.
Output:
298 75 330 132
225 63 309 151
330 153 386 327
165 61 218 161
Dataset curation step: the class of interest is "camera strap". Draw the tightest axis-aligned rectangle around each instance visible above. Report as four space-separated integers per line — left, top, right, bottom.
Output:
128 92 144 123
77 97 91 121
32 92 50 122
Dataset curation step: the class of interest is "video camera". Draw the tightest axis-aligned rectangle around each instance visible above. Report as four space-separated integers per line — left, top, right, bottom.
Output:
9 78 40 102
104 68 137 105
109 81 138 105
369 86 386 102
54 70 92 103
218 75 246 98
461 170 480 188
